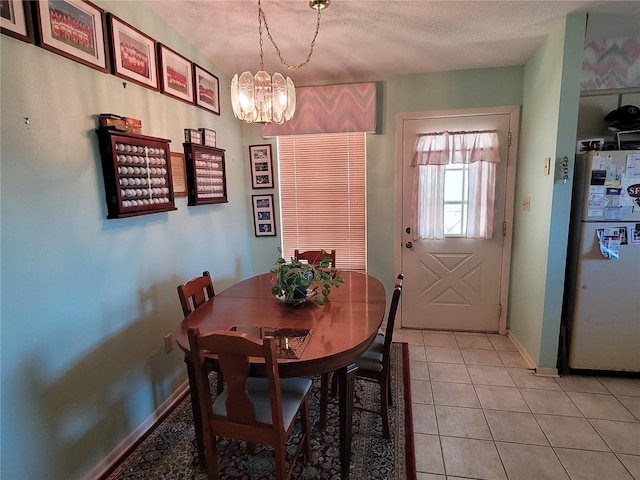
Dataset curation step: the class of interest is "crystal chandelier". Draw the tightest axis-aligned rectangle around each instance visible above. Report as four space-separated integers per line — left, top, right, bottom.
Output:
230 0 329 124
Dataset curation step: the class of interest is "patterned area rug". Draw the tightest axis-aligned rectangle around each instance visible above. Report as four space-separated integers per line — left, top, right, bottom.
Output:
105 342 415 480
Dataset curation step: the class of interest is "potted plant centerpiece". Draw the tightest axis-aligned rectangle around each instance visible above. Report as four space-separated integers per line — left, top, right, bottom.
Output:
270 253 344 305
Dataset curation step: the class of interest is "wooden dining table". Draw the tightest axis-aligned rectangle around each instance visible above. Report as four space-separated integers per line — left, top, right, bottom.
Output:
175 270 387 479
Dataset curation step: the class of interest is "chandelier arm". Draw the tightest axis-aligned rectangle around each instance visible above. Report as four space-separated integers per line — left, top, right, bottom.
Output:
257 1 265 71
258 2 322 72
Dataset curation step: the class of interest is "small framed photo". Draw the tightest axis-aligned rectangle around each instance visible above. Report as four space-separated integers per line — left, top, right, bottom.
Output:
170 151 187 197
252 194 277 237
33 0 109 72
107 14 158 91
193 64 220 115
1 0 34 42
249 144 274 189
158 43 194 104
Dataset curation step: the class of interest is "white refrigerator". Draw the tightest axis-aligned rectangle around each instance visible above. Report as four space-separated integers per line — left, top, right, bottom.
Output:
564 151 640 372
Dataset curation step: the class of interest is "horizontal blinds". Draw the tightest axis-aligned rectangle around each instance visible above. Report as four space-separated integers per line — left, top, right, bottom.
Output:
278 133 366 271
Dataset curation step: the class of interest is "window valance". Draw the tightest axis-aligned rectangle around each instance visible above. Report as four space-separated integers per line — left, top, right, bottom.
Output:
412 130 501 166
261 82 377 137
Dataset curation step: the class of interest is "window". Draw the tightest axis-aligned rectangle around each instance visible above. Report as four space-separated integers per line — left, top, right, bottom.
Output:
411 130 500 240
443 163 469 236
277 132 366 271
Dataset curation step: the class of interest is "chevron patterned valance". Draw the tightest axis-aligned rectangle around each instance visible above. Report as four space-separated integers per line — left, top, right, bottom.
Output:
582 37 640 91
261 82 377 136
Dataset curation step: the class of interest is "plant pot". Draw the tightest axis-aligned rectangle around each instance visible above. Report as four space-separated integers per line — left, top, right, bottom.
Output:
293 270 314 298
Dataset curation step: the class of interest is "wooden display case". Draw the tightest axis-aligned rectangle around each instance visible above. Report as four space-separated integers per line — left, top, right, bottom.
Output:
96 129 177 218
183 143 228 205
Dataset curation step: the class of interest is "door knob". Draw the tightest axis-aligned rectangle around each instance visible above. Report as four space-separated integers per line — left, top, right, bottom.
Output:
405 227 411 234
405 241 413 248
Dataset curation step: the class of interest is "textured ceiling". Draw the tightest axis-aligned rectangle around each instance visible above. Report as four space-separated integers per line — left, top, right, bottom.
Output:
144 0 640 85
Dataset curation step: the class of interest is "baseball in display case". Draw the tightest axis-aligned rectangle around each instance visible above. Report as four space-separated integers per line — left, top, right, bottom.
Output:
96 129 177 218
183 143 228 206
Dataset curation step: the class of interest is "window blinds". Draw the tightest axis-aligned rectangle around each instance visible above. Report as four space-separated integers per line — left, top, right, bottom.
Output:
277 133 366 271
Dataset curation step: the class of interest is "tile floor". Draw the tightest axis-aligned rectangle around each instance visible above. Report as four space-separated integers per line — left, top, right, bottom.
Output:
393 329 640 480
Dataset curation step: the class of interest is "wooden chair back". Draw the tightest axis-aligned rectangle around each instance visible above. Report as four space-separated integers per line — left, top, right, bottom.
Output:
188 329 283 431
177 271 215 316
381 274 404 366
187 328 311 479
294 249 336 268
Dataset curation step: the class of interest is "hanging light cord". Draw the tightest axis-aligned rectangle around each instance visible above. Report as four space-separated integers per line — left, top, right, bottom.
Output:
257 0 323 72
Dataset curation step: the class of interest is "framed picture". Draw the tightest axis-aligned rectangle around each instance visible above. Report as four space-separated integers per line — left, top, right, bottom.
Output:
252 194 277 237
1 0 34 42
158 43 194 104
107 13 158 91
193 64 220 115
170 151 187 197
249 144 274 189
33 0 109 72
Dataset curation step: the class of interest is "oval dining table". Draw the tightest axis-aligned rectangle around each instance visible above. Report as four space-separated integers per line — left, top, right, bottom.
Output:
175 270 387 479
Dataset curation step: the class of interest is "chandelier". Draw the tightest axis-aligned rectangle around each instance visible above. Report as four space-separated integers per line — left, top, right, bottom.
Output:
230 0 329 124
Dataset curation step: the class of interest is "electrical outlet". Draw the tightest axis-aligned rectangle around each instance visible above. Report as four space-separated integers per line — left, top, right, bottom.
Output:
544 157 551 175
164 333 174 354
521 195 531 211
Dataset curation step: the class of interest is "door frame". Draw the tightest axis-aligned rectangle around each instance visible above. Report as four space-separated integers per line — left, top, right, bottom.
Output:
394 105 520 334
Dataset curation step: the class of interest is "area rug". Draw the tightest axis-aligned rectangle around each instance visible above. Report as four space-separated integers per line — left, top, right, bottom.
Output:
105 342 415 480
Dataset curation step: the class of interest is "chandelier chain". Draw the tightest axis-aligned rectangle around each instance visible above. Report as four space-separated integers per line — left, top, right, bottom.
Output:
257 0 322 72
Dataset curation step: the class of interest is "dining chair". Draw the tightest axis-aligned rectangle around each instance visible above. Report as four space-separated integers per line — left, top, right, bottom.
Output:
177 270 215 316
187 328 312 480
177 270 223 467
294 249 336 267
177 270 224 393
319 274 403 439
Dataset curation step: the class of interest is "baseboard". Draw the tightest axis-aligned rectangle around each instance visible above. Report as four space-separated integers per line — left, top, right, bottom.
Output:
534 366 559 377
506 329 559 377
84 380 190 480
505 329 538 370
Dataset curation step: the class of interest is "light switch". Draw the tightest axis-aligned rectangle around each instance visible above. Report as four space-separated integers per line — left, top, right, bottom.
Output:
522 195 531 211
544 157 551 175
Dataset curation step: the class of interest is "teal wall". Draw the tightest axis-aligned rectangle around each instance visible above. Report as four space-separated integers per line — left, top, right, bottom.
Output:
0 2 253 479
1 1 583 478
508 14 585 368
540 14 586 368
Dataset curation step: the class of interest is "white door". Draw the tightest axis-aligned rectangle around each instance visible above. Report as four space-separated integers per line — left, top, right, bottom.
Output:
397 107 518 333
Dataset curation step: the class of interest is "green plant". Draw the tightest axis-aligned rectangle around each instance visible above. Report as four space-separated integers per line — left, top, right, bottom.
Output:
270 253 344 305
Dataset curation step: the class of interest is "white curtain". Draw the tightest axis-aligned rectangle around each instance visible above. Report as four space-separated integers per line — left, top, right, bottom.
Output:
410 130 501 240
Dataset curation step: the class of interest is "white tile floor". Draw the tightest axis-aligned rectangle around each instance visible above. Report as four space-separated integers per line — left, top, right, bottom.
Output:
394 329 640 480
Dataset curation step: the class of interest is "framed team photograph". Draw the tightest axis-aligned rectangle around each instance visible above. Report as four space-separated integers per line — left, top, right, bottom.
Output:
33 0 109 72
1 0 34 42
249 144 274 189
158 43 194 104
252 194 276 237
193 64 220 115
108 13 158 90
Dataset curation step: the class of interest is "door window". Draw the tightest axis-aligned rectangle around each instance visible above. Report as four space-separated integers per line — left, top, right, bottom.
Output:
411 130 501 240
443 162 469 236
